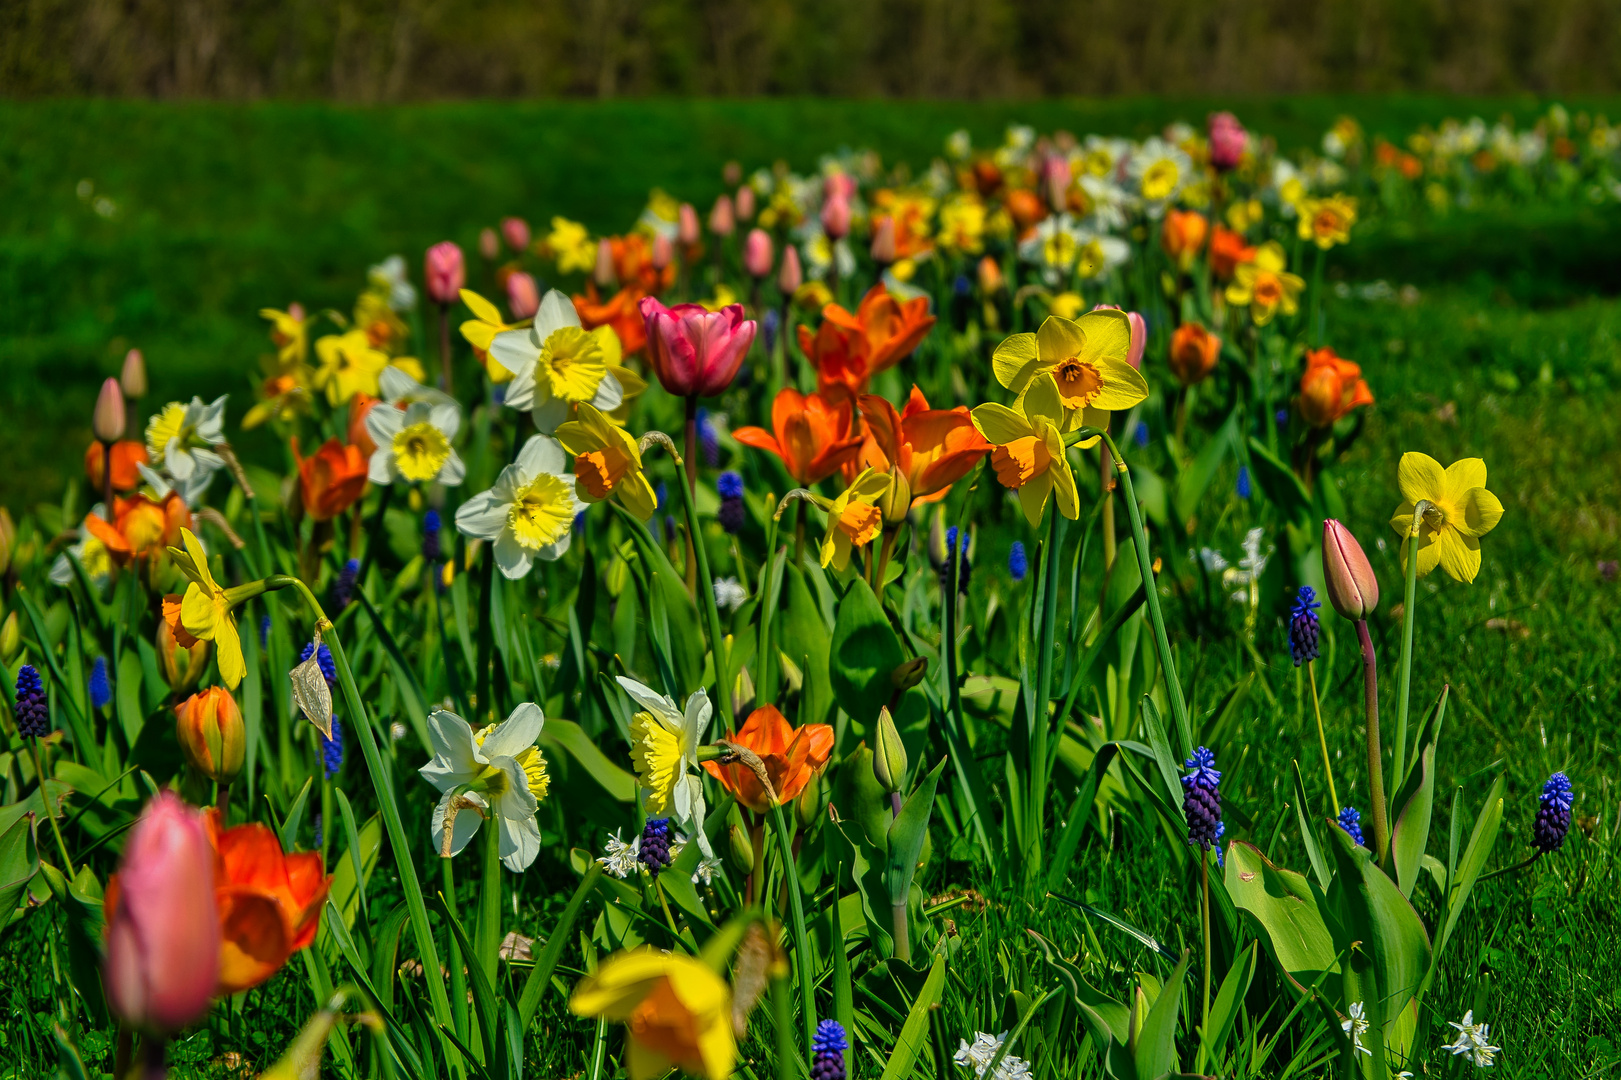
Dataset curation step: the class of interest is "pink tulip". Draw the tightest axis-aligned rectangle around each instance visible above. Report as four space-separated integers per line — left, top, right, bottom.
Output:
479 227 500 261
424 241 465 306
824 174 857 202
506 272 540 320
639 296 757 398
94 377 126 442
651 233 674 271
104 792 220 1033
1209 112 1247 172
743 229 774 279
870 218 897 264
120 348 147 400
821 194 851 241
777 246 803 295
500 216 531 253
594 238 618 287
709 194 736 237
678 203 701 247
1091 305 1147 369
1322 519 1380 620
735 185 756 221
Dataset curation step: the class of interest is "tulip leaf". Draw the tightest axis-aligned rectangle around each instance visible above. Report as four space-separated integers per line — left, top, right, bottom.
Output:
782 566 833 727
1391 687 1447 899
1201 939 1258 1066
1133 948 1190 1079
829 577 905 739
0 812 39 938
1291 759 1331 890
1172 406 1240 522
1326 824 1431 1044
1429 772 1505 985
885 757 945 910
539 718 636 803
1027 929 1131 1045
877 950 946 1080
115 649 145 749
827 819 892 957
1225 840 1340 998
1140 696 1185 821
328 803 379 931
279 775 315 854
369 902 412 1014
434 893 502 1067
1045 742 1119 892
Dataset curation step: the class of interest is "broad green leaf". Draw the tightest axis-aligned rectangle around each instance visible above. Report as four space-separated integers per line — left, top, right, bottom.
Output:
1292 760 1331 890
279 776 315 854
829 578 904 737
877 952 946 1080
115 650 145 748
539 719 636 802
1133 949 1190 1079
1390 687 1447 899
1201 940 1257 1066
1172 407 1240 521
1430 773 1504 984
1140 696 1184 821
1027 929 1130 1045
1326 825 1431 1047
1244 435 1311 525
781 566 833 727
0 813 39 936
328 806 380 931
885 757 946 908
1225 840 1340 997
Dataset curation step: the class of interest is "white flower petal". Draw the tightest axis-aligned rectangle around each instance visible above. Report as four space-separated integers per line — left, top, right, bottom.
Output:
429 402 461 440
590 372 624 413
498 806 543 872
532 289 581 341
438 450 466 487
515 434 566 478
616 676 680 721
367 403 404 444
494 529 534 579
530 393 570 435
481 702 545 759
455 487 511 540
367 447 395 485
431 789 487 857
488 329 537 378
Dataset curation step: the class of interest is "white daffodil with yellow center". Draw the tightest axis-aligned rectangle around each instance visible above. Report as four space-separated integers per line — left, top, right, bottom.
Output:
419 702 550 871
489 289 624 433
365 399 466 487
617 676 713 855
455 434 582 579
971 375 1081 528
990 310 1148 444
1127 137 1193 216
145 395 228 500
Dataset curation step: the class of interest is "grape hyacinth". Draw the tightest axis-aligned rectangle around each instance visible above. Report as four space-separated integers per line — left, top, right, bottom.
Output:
299 641 338 690
717 471 746 535
1337 805 1365 847
331 558 360 610
259 614 272 649
421 508 442 562
696 407 721 466
761 308 781 354
811 1019 848 1080
941 526 971 595
1533 772 1573 853
1008 541 1027 582
14 665 49 738
1181 746 1223 851
89 656 111 710
1289 586 1321 666
321 717 345 779
638 817 674 874
1134 420 1149 448
1236 464 1252 500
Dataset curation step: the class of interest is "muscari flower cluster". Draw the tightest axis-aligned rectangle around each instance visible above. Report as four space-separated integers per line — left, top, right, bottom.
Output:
638 817 674 874
1289 586 1321 666
1533 772 1573 854
1182 746 1223 852
331 558 360 610
14 665 50 738
322 718 345 779
811 1020 848 1080
89 656 111 710
299 641 338 689
1008 540 1027 582
1336 805 1364 847
717 470 745 535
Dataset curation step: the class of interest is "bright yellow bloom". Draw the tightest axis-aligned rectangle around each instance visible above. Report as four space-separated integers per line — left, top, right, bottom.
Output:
259 307 309 366
165 528 247 690
570 948 735 1080
971 375 1079 528
547 217 597 274
989 310 1148 442
555 403 657 520
1388 453 1504 584
1049 292 1085 320
936 194 987 255
816 468 892 572
1297 193 1358 249
459 288 521 385
354 291 410 355
1225 242 1305 327
699 284 739 314
313 330 389 406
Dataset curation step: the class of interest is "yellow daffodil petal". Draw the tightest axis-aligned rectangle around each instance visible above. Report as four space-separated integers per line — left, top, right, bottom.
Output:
1389 500 1418 538
178 528 218 592
1016 470 1055 528
589 325 624 367
970 403 1032 445
1440 457 1488 504
461 320 498 352
1434 526 1481 583
1089 355 1151 411
990 333 1041 392
1073 309 1133 366
620 475 658 521
1456 485 1504 539
1035 316 1087 369
214 609 245 689
1046 431 1080 521
460 288 503 326
610 364 649 401
1022 373 1065 425
180 583 218 639
1396 452 1446 507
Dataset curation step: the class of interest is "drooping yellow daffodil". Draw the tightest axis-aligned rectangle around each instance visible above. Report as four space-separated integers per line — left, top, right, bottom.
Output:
163 527 260 690
555 403 657 520
816 468 892 572
971 375 1080 528
1388 453 1504 583
989 310 1148 442
570 948 735 1080
1296 193 1358 250
1225 242 1305 327
312 329 390 406
259 307 309 366
459 288 521 385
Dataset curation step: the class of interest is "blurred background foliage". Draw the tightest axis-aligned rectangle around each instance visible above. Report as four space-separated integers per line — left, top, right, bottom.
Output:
4 0 1621 99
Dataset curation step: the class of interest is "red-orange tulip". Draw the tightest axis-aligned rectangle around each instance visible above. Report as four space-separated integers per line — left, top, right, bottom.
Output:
348 393 382 458
732 388 864 486
575 283 649 358
797 284 935 403
1299 347 1374 428
175 687 245 785
702 705 834 814
1209 226 1256 281
294 437 368 521
1168 322 1222 386
205 811 332 994
858 386 990 506
85 440 150 493
1160 210 1209 269
86 493 192 564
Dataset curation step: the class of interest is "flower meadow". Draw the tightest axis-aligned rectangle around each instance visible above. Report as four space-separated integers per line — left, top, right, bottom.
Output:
0 107 1610 1079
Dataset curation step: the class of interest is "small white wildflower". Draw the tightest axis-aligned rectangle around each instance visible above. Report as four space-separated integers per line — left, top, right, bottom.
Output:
389 721 408 742
1444 1011 1501 1068
1198 547 1230 572
598 830 640 879
692 855 724 886
1342 1001 1371 1057
954 1032 1032 1080
713 576 748 613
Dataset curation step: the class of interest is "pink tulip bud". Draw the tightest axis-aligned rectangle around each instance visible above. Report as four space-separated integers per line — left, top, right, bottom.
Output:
870 218 897 264
500 216 531 253
479 227 500 261
821 194 851 241
735 185 756 221
594 238 618 288
94 377 126 442
424 241 465 306
743 229 774 279
651 233 674 271
709 194 735 237
287 301 305 322
1208 112 1247 172
824 174 857 202
1322 519 1380 620
678 203 701 247
120 348 147 400
640 296 757 398
103 792 220 1033
1090 305 1147 369
1043 155 1072 211
506 272 540 320
777 245 803 295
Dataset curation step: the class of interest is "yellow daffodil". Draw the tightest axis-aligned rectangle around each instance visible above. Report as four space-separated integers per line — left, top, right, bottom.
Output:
971 375 1079 528
1049 292 1085 319
458 288 521 384
698 284 739 314
1225 242 1305 327
936 194 987 255
555 403 657 520
313 330 389 406
816 468 892 572
1388 453 1504 583
259 307 309 366
163 527 257 690
989 310 1148 441
1297 193 1358 249
570 948 735 1080
354 290 411 355
547 217 597 274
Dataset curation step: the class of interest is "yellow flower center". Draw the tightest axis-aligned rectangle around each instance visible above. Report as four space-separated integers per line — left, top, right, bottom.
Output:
538 326 608 403
1252 273 1283 307
145 402 191 460
837 500 883 549
80 535 111 580
506 472 574 551
392 421 452 482
576 447 631 500
1084 149 1113 176
631 711 682 814
1142 159 1180 201
1052 358 1105 410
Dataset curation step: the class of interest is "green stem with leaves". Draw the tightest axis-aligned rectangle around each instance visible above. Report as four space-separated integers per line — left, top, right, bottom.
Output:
769 801 816 1055
1027 505 1066 877
1393 505 1425 795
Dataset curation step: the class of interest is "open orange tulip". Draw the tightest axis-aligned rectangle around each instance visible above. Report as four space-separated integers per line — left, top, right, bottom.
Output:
205 811 331 994
293 436 368 521
86 493 192 565
702 705 834 814
798 283 935 402
85 440 150 493
1209 226 1256 281
732 388 864 486
1298 346 1374 428
858 386 990 506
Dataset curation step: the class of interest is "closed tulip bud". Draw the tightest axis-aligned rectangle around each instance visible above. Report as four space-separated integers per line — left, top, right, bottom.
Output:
824 173 857 202
777 246 803 295
94 377 126 443
1043 155 1072 211
478 227 500 261
890 656 928 692
795 769 824 827
175 686 245 785
872 707 908 795
677 203 701 247
743 228 774 279
0 611 19 662
1208 111 1247 172
500 215 531 253
870 218 897 264
1091 304 1147 370
877 469 912 526
103 791 221 1033
735 185 756 221
1322 519 1380 620
424 241 465 306
977 255 1005 294
728 822 755 875
651 233 674 271
820 194 851 241
158 617 210 693
506 271 541 320
120 348 148 400
709 194 735 238
593 238 618 288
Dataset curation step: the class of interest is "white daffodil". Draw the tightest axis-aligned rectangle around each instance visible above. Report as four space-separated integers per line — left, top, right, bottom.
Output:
379 364 457 409
365 399 465 487
419 702 550 872
616 675 713 855
50 506 112 589
1342 1001 1371 1057
368 254 418 311
454 434 582 579
1126 136 1193 218
1444 1011 1501 1068
488 289 623 433
145 395 227 491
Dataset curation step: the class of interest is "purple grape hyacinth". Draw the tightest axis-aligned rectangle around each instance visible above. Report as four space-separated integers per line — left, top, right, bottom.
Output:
1182 746 1223 851
1533 772 1573 853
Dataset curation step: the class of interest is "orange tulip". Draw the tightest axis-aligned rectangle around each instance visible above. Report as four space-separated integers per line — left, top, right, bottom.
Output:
86 493 192 565
733 388 864 486
574 283 649 358
1168 322 1222 386
702 705 834 814
858 386 990 505
175 687 244 785
1160 210 1209 269
85 440 149 493
1299 347 1374 428
1209 226 1256 281
204 810 331 994
293 437 368 521
348 393 382 458
1004 188 1047 234
797 284 935 403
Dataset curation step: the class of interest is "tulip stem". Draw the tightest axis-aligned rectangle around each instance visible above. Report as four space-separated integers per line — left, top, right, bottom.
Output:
683 395 700 594
769 801 817 1056
1393 508 1424 796
1307 661 1340 814
675 441 736 734
1355 618 1391 867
